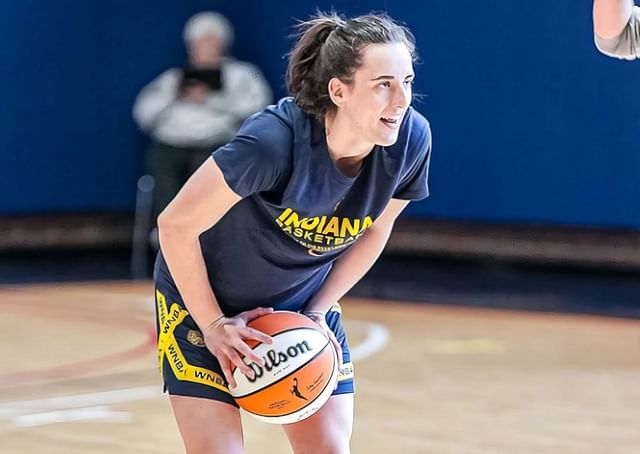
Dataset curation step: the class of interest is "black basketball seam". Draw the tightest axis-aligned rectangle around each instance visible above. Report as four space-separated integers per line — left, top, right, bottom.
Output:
239 351 337 419
230 327 328 375
242 325 323 352
232 338 333 399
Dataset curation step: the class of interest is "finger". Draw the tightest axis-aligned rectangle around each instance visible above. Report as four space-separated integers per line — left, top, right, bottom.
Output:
234 339 265 366
219 359 236 389
240 326 273 345
239 306 274 323
228 348 256 380
327 332 343 367
328 335 342 391
304 312 324 324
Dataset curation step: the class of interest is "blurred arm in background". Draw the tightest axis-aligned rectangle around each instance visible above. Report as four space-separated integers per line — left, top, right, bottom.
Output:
593 0 640 59
132 69 182 132
204 62 271 121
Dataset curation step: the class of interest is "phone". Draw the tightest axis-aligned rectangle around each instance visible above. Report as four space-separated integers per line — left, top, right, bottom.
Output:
180 67 223 92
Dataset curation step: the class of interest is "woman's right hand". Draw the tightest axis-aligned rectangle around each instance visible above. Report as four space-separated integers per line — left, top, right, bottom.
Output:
203 307 274 389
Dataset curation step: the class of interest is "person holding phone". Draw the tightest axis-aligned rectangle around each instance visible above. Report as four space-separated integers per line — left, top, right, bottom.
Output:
133 12 272 225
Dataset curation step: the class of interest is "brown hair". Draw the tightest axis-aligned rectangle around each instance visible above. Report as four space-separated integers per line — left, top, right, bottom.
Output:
286 11 417 122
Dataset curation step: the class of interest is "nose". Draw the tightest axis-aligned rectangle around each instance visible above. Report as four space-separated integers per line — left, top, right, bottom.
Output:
393 83 411 109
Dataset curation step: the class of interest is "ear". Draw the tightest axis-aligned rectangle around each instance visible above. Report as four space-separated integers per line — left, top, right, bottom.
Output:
327 77 348 107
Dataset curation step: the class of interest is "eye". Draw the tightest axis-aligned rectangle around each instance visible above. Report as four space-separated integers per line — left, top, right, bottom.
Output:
404 79 415 86
379 81 391 88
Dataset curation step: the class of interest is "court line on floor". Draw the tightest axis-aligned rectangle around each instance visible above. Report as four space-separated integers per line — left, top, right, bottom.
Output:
0 320 388 426
0 299 156 386
348 320 389 361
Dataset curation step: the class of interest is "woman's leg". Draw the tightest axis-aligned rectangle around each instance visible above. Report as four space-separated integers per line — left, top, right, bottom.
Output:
170 396 244 454
283 394 353 454
284 303 355 454
154 280 245 453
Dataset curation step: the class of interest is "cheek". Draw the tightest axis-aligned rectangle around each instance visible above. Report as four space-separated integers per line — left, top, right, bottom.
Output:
355 97 383 119
343 89 386 128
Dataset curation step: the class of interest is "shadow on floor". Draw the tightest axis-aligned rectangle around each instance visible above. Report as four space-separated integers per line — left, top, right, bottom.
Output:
1 248 638 319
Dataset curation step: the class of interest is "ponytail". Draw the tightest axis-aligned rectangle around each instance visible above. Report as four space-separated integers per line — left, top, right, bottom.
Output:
286 12 343 121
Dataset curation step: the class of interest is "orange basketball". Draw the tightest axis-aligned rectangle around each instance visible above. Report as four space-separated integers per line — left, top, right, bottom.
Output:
229 311 338 424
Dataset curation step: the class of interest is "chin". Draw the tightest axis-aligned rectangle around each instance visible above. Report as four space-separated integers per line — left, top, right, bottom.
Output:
376 134 400 147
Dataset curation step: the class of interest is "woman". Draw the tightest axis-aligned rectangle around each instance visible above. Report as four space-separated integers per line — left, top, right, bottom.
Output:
155 11 432 454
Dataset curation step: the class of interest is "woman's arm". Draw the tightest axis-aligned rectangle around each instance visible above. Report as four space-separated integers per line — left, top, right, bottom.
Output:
158 158 272 386
305 198 410 314
594 0 635 39
158 158 239 327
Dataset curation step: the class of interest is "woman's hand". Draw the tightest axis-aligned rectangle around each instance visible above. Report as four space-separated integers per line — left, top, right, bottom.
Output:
203 307 274 388
304 310 343 368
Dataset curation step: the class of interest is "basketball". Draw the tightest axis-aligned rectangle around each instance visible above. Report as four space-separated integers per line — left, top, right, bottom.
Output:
229 311 339 424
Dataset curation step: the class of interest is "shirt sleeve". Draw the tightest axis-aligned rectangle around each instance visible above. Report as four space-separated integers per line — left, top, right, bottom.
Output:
595 6 640 60
393 111 432 201
212 109 293 197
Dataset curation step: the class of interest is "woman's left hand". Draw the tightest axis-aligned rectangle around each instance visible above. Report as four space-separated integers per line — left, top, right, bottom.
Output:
303 310 343 368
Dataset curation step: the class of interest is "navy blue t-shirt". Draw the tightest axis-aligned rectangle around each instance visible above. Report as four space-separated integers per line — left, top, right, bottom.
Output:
157 97 431 315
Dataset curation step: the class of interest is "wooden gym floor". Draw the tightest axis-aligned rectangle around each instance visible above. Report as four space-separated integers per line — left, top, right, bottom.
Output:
0 281 638 453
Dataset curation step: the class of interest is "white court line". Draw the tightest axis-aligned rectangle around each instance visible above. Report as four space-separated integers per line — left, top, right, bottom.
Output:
0 387 161 418
348 321 389 361
0 320 389 426
13 406 132 428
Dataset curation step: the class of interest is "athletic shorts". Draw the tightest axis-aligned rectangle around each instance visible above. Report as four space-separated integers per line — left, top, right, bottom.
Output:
154 283 355 407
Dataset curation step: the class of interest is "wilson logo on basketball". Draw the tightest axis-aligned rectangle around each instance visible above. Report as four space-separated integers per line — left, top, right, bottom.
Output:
247 341 312 383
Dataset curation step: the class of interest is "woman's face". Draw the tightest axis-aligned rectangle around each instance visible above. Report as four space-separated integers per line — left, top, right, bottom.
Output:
189 35 224 67
335 42 414 147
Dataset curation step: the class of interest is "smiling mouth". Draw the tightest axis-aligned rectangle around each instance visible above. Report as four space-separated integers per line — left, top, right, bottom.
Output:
380 117 399 129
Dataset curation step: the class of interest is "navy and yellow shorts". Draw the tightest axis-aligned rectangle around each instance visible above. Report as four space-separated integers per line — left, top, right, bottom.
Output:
154 285 355 407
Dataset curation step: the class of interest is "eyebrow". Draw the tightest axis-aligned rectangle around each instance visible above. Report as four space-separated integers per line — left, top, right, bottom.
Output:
370 74 415 81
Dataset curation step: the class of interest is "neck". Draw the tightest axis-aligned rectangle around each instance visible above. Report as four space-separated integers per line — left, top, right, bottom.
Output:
323 113 375 178
324 113 374 162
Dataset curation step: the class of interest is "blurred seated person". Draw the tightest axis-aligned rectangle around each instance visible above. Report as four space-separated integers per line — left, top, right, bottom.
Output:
133 12 272 223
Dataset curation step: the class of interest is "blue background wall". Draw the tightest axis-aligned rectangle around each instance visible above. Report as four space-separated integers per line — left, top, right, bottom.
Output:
1 1 638 228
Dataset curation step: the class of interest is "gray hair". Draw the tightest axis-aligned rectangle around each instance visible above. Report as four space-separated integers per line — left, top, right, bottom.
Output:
183 12 234 49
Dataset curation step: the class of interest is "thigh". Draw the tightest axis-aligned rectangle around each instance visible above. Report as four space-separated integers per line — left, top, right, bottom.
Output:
283 393 354 454
170 395 244 454
282 304 355 453
154 279 237 405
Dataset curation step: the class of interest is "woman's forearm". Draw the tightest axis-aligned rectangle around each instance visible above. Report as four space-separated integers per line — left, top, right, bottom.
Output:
159 224 224 330
306 224 394 313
